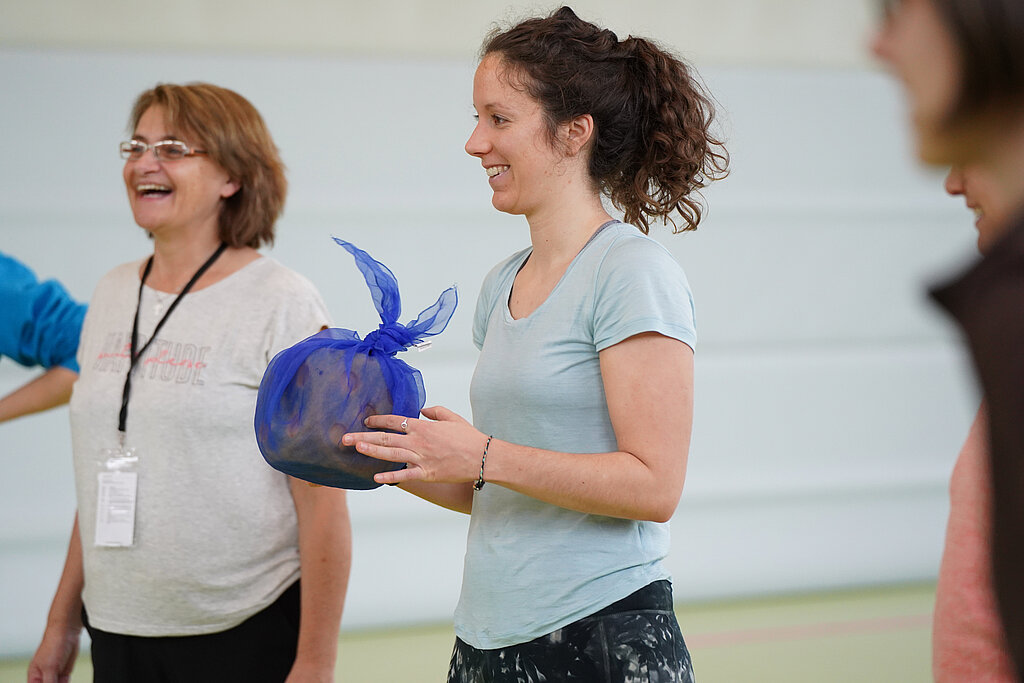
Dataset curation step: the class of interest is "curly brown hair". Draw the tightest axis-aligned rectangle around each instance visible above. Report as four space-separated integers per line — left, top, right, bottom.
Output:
129 83 286 249
482 6 729 234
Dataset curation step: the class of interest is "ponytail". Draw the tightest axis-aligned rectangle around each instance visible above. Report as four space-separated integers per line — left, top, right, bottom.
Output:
482 6 729 233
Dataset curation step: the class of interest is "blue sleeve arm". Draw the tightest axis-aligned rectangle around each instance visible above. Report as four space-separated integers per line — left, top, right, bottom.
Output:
0 253 86 371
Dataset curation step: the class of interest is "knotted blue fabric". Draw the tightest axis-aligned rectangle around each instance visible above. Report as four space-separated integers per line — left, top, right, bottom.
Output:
255 238 457 489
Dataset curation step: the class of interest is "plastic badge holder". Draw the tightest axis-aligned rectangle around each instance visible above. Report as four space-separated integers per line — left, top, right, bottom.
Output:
255 238 457 489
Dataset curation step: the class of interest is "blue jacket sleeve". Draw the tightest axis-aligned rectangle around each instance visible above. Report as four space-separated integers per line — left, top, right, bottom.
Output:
0 253 87 372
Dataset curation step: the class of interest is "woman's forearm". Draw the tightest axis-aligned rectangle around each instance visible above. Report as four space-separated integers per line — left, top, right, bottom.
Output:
0 366 77 423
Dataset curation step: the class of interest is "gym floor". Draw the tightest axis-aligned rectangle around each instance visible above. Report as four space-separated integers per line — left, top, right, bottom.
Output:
0 582 934 682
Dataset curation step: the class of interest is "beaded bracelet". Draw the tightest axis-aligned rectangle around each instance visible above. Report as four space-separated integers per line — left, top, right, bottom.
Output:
474 435 493 491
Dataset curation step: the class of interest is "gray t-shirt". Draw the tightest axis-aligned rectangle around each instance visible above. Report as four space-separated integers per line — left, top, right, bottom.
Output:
456 221 696 648
70 256 329 636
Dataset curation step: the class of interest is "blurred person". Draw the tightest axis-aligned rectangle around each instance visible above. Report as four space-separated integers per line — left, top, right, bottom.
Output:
0 251 85 423
873 0 1024 677
929 163 1017 682
28 83 351 683
343 7 727 681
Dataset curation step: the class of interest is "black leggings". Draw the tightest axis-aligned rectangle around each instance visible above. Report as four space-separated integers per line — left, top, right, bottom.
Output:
83 580 301 683
448 580 695 682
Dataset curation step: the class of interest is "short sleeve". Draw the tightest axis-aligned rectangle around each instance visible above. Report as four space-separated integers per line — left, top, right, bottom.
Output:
0 253 86 371
265 271 332 362
592 235 696 352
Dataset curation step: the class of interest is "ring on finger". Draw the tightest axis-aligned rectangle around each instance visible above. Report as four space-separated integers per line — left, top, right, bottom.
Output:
400 418 409 433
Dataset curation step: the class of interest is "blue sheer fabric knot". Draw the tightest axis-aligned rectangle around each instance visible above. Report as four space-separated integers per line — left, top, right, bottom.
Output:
359 325 414 356
254 239 457 489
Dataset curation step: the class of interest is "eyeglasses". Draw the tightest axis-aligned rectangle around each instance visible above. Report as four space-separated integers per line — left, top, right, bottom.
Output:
119 139 208 161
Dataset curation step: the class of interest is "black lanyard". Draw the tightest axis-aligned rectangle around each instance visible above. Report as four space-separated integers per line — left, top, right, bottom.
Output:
118 242 228 435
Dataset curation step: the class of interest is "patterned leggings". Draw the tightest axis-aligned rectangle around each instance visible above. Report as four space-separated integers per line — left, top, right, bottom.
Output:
448 580 694 683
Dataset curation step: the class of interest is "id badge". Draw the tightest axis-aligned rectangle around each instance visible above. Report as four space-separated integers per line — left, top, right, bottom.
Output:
94 443 139 548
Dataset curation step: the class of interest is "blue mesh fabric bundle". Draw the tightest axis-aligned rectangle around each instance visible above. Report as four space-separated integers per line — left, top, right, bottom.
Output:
255 238 457 489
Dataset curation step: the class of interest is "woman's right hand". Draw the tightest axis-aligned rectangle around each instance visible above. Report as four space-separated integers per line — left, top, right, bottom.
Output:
344 405 488 487
27 623 80 683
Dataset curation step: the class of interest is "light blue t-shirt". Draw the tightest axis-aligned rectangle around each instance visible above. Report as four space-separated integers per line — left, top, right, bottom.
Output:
456 221 696 649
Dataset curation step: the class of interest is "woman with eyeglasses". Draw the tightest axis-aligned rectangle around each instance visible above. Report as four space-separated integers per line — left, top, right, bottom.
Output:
28 83 351 683
873 0 1024 679
343 7 726 681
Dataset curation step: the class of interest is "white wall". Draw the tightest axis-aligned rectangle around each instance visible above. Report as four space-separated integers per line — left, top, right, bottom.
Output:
3 0 878 67
0 21 980 657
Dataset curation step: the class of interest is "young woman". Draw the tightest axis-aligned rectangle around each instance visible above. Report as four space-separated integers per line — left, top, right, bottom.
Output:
873 0 1024 678
344 7 727 681
29 83 351 683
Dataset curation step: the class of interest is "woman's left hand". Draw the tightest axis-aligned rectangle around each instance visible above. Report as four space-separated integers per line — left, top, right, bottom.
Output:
343 406 488 486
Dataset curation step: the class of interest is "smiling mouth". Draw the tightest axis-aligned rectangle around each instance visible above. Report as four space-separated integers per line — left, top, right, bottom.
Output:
486 165 509 178
137 183 171 197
